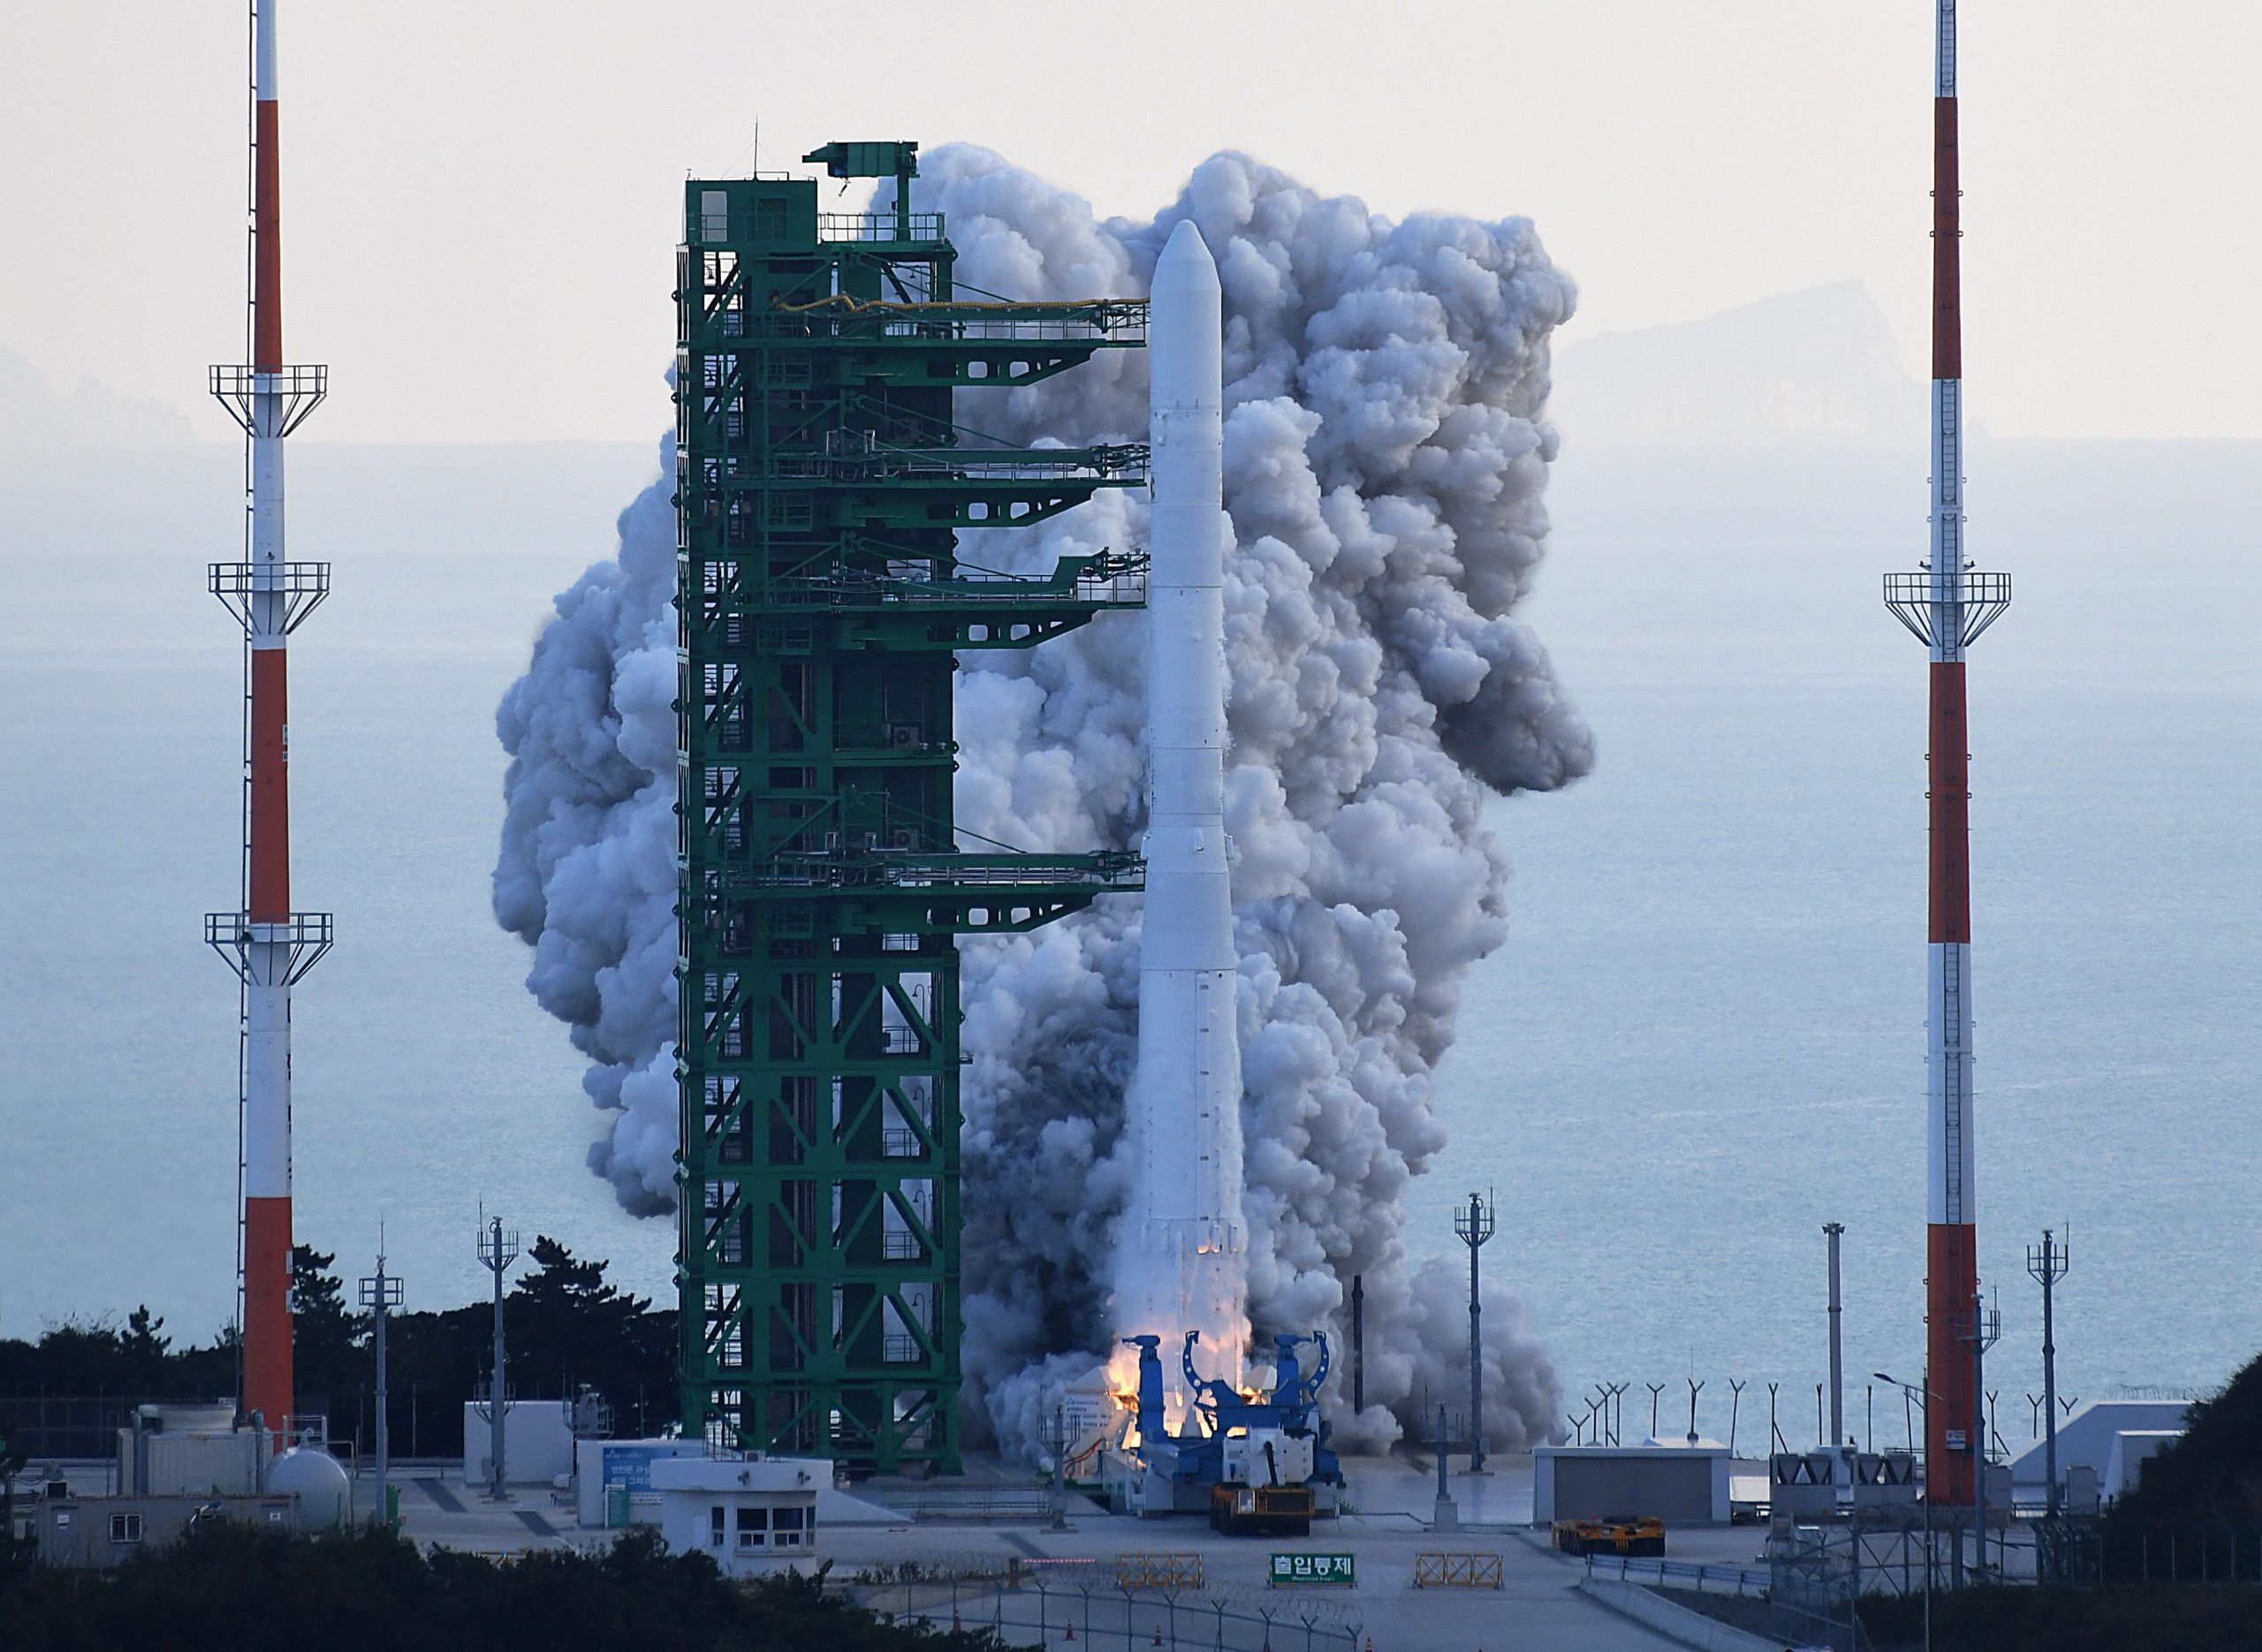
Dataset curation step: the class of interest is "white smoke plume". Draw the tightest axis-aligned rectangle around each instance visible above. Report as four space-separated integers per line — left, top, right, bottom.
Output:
494 146 1590 1456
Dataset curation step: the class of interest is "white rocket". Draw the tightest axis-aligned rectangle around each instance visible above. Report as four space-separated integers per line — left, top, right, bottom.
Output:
1117 222 1249 1375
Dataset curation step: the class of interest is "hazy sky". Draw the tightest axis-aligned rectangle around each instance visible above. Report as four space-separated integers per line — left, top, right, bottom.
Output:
4 1 2256 443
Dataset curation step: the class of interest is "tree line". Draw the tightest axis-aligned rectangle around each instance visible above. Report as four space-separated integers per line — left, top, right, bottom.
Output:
1 1520 991 1652
0 1239 677 1459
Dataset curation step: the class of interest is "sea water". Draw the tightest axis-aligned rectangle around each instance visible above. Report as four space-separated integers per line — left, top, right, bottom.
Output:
2 437 2254 1454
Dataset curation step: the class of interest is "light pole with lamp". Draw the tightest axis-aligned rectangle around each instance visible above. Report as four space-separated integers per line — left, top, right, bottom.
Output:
1878 1373 1937 1652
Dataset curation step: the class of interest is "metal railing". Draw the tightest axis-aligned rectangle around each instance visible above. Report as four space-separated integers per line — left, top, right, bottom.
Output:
848 1567 1363 1652
719 851 1142 895
755 566 1146 611
1586 1554 1771 1597
818 211 944 242
1881 568 2013 649
765 444 1146 485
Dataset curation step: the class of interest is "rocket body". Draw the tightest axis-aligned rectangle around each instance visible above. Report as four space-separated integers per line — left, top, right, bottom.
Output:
1117 222 1248 1378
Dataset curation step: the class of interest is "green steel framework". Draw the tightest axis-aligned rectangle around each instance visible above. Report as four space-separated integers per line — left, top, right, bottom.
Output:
674 142 1147 1474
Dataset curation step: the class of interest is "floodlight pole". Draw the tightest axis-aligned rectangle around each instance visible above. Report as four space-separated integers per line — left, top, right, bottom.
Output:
1962 1293 2001 1580
2025 1229 2071 1518
357 1241 405 1525
1824 1222 1847 1472
477 1216 520 1500
1879 1372 1937 1652
1454 1192 1496 1473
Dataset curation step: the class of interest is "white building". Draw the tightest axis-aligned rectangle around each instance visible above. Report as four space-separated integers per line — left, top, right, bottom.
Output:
650 1455 827 1574
2006 1399 2190 1504
461 1398 576 1488
1534 1440 1734 1524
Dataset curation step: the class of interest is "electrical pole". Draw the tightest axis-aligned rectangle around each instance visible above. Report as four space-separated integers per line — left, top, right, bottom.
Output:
1962 1292 2001 1579
1878 1372 1935 1652
477 1216 519 1501
2025 1229 2070 1518
1349 1275 1364 1415
1431 1400 1458 1532
1049 1404 1069 1532
1824 1222 1847 1473
1453 1192 1495 1473
358 1241 403 1527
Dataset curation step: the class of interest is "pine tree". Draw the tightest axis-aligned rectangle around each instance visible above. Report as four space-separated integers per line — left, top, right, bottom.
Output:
289 1245 364 1406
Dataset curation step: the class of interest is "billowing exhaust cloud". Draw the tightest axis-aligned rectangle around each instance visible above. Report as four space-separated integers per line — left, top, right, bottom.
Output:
494 147 1590 1457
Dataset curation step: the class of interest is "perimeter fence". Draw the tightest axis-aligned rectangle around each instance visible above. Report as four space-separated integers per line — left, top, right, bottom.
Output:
846 1553 1363 1652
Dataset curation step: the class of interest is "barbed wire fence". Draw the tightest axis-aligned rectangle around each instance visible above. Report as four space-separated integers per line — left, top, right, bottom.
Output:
844 1553 1364 1652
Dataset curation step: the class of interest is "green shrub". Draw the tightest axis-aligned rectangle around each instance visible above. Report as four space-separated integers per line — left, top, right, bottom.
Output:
0 1521 993 1652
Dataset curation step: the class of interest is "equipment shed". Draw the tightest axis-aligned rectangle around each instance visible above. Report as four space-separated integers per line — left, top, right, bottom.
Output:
1534 1444 1732 1524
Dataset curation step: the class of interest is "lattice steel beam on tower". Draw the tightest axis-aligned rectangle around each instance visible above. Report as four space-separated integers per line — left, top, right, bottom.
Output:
673 142 1147 1474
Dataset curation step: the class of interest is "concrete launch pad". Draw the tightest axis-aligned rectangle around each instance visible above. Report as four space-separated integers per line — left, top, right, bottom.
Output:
364 1451 1771 1651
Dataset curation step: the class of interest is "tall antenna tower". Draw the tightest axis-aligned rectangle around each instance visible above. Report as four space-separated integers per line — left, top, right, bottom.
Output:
477 1216 520 1501
1454 1190 1496 1473
358 1239 404 1523
1883 0 2009 1512
2024 1229 2070 1516
205 0 331 1442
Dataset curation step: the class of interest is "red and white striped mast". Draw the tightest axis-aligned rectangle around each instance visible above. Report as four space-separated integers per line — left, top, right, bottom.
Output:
1885 0 2009 1510
208 0 330 1444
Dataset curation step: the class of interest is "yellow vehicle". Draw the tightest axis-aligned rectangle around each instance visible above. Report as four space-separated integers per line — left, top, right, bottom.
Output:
1210 1480 1316 1537
1552 1514 1666 1557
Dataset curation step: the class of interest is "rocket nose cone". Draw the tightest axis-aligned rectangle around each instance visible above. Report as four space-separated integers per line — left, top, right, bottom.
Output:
1154 220 1220 294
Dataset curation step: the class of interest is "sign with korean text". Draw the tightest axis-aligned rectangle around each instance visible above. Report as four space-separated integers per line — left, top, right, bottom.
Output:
1270 1552 1355 1588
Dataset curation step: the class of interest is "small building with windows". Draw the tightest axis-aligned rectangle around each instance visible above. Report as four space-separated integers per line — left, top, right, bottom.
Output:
34 1494 301 1567
650 1454 826 1573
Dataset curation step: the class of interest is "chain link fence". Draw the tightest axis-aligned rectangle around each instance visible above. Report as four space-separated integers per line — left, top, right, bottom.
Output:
845 1553 1363 1652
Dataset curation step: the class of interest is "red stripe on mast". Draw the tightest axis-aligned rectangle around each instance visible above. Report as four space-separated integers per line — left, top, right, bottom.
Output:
1927 663 1970 943
244 1200 294 1436
1932 99 1961 380
248 650 291 919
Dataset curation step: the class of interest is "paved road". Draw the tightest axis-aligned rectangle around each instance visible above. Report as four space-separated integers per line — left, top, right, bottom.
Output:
378 1462 1689 1651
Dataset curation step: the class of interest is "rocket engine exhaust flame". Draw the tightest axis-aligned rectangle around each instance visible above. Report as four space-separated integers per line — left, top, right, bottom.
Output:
495 147 1587 1460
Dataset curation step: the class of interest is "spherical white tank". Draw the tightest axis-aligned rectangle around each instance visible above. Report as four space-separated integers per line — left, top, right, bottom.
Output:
268 1445 353 1527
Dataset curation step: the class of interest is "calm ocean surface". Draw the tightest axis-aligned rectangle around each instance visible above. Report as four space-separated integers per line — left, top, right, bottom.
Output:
4 437 2255 1449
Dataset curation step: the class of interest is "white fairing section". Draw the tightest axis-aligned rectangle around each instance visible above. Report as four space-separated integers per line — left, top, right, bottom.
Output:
1926 940 1973 1225
245 964 292 1199
1117 222 1248 1356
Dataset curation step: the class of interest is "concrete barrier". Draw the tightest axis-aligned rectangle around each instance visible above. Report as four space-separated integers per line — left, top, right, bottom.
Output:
1575 1576 1783 1652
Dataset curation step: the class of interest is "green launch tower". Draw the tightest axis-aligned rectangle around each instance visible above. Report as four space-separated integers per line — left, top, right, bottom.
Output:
673 142 1146 1474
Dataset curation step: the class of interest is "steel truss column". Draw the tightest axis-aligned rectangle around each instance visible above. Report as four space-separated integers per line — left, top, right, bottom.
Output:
673 144 1149 1474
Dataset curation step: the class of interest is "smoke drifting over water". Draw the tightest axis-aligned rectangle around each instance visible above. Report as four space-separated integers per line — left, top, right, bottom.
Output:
494 147 1589 1456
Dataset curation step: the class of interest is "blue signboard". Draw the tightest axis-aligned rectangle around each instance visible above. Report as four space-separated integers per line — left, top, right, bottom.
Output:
599 1443 695 1491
